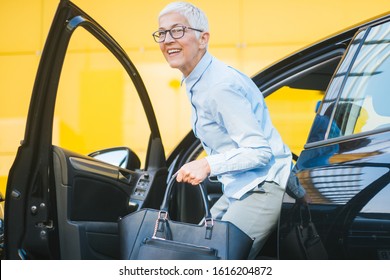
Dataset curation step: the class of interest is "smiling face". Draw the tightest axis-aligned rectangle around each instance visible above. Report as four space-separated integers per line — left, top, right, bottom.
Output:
158 12 209 77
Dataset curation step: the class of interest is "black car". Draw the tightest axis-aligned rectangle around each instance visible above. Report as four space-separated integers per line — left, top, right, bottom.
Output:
4 0 390 260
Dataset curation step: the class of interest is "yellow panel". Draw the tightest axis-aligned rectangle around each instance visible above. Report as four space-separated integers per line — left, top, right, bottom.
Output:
67 69 123 153
198 0 241 47
0 0 42 53
0 118 26 197
0 55 39 117
58 70 124 154
136 62 191 151
242 0 390 45
0 176 6 199
266 87 323 155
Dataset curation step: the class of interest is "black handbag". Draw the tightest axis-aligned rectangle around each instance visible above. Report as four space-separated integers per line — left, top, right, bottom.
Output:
119 175 253 260
280 203 328 260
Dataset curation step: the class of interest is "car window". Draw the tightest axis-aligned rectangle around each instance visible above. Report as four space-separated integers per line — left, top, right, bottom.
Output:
330 21 390 139
54 28 150 167
306 31 366 144
261 52 344 155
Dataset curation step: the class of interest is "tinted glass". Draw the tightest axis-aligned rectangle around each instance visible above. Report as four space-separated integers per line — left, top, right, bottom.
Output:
306 32 365 143
330 22 390 138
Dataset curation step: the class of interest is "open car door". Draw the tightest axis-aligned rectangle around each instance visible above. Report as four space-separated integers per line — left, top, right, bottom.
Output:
5 0 167 259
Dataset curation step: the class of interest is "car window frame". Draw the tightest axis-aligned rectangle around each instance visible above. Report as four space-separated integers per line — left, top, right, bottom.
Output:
304 20 390 150
261 50 344 97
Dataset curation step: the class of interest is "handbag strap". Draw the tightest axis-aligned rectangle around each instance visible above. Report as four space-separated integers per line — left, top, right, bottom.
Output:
298 203 313 225
157 174 214 240
160 174 212 221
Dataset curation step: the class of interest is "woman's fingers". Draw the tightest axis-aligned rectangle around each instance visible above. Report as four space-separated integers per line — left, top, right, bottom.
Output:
176 159 211 185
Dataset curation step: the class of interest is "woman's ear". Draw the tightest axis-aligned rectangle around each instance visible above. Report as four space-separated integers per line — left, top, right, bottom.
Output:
199 32 210 49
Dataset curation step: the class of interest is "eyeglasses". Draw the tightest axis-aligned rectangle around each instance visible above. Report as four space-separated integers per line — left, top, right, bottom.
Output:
152 26 203 43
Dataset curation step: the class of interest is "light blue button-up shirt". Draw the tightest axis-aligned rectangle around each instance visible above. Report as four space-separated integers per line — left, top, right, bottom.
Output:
183 51 293 199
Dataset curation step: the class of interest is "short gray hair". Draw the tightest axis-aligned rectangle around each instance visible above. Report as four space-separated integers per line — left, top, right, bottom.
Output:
159 1 209 36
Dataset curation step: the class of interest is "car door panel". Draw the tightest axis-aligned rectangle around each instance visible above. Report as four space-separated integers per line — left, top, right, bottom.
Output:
53 146 138 259
5 0 167 259
347 214 390 259
344 182 390 259
279 127 390 259
53 145 169 259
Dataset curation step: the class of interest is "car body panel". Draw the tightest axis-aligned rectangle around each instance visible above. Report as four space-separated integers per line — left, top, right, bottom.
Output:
278 18 390 259
279 131 390 259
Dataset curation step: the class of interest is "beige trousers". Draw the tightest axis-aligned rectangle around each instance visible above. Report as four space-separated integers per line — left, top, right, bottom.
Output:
210 181 285 259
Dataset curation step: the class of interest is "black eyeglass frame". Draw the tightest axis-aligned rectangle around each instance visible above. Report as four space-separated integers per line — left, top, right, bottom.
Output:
152 25 203 43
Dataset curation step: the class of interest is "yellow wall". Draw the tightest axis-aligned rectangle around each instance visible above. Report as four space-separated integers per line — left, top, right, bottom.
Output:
1 0 390 196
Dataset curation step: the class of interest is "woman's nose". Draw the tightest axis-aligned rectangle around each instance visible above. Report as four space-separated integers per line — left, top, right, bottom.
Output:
164 31 175 43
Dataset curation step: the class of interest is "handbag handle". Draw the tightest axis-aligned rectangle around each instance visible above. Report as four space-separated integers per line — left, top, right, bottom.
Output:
153 174 214 240
160 174 212 221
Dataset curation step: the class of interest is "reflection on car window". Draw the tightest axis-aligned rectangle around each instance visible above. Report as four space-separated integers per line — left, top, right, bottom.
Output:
360 183 390 214
300 166 388 205
330 21 390 139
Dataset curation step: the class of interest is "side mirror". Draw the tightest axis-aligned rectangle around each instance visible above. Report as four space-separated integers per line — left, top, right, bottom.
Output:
89 147 141 170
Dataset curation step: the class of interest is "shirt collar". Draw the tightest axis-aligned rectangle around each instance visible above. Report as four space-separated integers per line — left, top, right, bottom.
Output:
181 51 213 90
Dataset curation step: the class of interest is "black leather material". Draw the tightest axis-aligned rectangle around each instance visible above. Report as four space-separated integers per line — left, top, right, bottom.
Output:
138 238 219 260
119 175 253 260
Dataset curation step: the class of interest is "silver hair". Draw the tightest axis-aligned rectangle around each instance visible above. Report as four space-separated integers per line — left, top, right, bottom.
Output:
159 1 209 37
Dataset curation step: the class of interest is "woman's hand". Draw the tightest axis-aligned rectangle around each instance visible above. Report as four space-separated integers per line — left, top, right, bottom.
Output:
176 158 211 185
